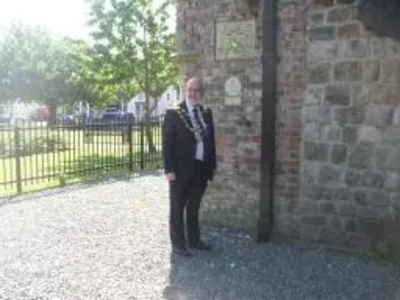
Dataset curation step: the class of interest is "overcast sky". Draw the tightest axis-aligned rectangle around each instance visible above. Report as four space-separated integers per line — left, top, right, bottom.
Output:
0 0 176 40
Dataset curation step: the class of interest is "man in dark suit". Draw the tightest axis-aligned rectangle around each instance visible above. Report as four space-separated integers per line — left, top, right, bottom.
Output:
162 77 216 257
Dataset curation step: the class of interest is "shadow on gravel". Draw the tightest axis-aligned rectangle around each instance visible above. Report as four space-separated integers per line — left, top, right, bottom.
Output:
162 231 400 300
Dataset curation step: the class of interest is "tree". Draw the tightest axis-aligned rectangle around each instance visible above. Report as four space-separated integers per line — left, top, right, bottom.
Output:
86 0 179 152
0 24 108 123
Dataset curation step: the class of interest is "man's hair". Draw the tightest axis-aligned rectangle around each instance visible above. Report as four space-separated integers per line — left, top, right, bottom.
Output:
186 76 202 87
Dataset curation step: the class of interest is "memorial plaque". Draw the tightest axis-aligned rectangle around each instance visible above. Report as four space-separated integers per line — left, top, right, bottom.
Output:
224 76 242 106
216 20 256 60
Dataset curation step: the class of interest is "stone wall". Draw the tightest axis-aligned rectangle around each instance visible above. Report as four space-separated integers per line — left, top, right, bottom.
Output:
175 0 265 233
295 0 400 250
175 0 400 251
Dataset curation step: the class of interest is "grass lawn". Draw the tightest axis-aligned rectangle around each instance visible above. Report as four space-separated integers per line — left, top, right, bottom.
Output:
0 126 162 197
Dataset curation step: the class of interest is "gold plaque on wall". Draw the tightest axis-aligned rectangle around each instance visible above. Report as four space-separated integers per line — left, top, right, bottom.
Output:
215 19 256 60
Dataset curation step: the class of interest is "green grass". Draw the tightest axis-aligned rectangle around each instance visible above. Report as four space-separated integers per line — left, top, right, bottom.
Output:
0 127 162 197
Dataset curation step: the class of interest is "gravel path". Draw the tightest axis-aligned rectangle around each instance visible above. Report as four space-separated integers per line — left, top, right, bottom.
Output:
0 175 399 300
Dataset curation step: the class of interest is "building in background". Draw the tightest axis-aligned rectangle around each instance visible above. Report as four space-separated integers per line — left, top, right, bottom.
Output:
127 85 179 121
174 0 400 252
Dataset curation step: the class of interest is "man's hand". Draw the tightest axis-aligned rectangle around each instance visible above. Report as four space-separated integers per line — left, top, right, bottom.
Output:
165 173 176 181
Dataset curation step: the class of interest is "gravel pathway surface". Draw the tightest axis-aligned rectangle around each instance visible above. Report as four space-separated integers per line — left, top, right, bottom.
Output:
0 175 399 300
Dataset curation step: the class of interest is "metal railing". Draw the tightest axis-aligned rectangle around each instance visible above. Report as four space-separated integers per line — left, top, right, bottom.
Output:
0 116 163 195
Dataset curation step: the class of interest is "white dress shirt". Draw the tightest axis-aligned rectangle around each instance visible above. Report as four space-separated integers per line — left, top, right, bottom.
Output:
186 100 206 161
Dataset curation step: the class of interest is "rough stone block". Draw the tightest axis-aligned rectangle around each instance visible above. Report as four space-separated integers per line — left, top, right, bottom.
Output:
333 187 353 201
301 163 320 185
353 190 369 206
352 84 372 106
303 123 320 141
344 233 374 250
334 61 362 81
319 164 342 185
339 203 357 217
382 126 400 148
304 185 334 201
335 107 365 125
303 215 327 226
370 36 400 58
320 202 337 214
330 216 344 231
310 63 331 83
358 219 384 239
319 227 345 246
331 144 348 165
369 191 390 207
357 206 377 219
387 150 400 174
360 172 385 189
302 106 331 123
320 125 341 142
299 200 319 214
391 193 400 212
342 126 358 143
385 172 400 191
380 61 400 84
312 0 334 7
379 84 400 105
362 62 381 82
327 6 356 23
348 142 374 169
365 105 393 128
338 23 362 39
339 40 371 59
303 142 330 162
325 84 351 105
301 185 315 199
345 170 361 187
393 107 400 125
300 224 321 242
371 147 392 170
344 219 356 232
336 0 356 3
304 85 324 106
308 41 338 63
358 126 382 143
309 12 325 26
309 26 336 41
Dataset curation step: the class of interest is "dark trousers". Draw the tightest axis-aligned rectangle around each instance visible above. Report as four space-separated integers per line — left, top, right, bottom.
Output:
169 160 208 248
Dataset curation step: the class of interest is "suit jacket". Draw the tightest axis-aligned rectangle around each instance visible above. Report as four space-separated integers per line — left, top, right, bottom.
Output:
162 101 216 181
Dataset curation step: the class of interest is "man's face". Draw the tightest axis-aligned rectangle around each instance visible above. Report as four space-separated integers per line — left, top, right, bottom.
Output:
186 79 201 105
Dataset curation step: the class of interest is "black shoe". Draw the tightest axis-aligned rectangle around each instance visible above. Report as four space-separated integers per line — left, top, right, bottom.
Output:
188 241 212 251
172 246 193 257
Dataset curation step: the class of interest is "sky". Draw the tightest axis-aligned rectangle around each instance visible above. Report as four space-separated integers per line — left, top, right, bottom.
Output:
0 0 176 40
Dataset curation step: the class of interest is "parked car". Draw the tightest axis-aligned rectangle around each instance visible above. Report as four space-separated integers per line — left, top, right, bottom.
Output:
100 111 135 123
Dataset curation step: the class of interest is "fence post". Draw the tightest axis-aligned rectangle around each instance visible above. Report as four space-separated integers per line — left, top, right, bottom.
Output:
13 126 22 193
140 120 145 170
127 122 133 172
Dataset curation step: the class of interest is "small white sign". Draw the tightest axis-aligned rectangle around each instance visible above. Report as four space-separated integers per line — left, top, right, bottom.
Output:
224 77 242 106
224 77 242 97
225 96 241 106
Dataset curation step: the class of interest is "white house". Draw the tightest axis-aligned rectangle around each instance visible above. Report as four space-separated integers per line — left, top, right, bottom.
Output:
127 85 179 120
0 100 40 123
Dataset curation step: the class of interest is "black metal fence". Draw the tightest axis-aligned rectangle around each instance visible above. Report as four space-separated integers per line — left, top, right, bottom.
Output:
0 116 163 195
